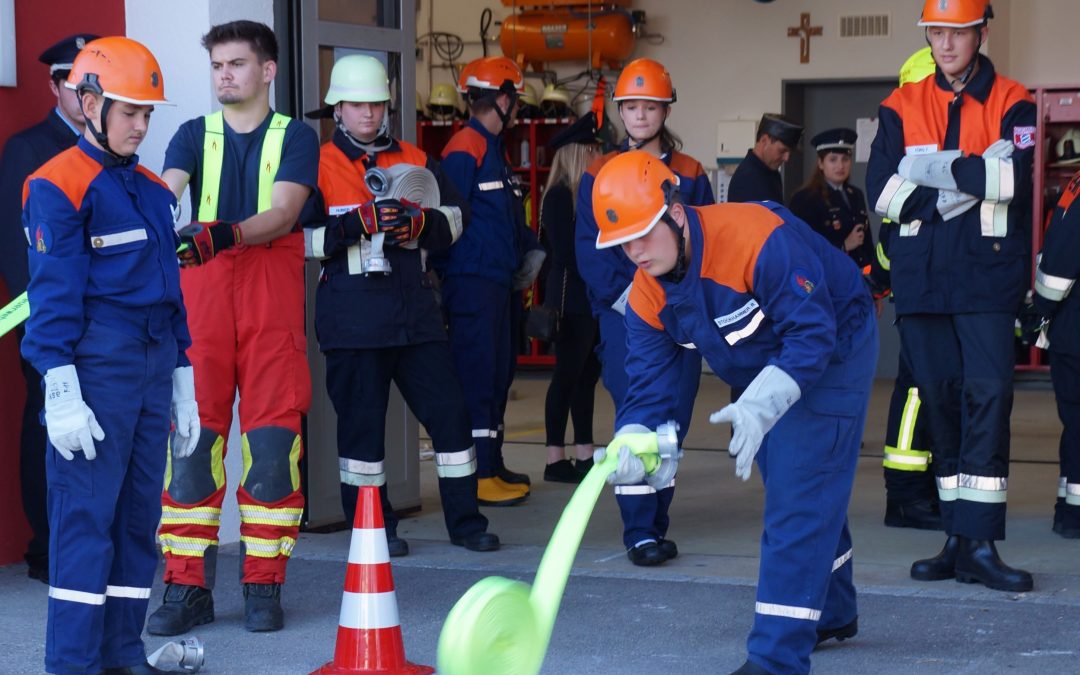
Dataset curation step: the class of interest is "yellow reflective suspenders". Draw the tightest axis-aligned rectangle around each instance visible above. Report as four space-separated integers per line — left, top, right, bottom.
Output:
198 111 289 221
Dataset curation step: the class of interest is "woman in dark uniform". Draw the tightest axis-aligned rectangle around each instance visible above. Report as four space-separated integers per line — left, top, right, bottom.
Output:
790 128 875 269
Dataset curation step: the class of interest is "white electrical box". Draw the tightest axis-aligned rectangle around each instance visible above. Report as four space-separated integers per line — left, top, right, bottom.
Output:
717 119 757 165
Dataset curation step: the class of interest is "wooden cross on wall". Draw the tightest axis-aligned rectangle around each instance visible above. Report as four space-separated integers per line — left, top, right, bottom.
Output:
788 12 823 64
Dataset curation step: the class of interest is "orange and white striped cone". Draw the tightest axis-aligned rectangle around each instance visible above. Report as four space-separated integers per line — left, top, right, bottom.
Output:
312 486 434 675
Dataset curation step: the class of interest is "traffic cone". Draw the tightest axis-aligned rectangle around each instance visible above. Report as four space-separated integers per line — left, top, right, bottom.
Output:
311 486 434 675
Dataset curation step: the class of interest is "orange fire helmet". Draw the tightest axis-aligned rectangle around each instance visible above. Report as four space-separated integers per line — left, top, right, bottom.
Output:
66 36 170 105
593 151 681 249
457 56 525 95
918 0 993 28
612 58 676 104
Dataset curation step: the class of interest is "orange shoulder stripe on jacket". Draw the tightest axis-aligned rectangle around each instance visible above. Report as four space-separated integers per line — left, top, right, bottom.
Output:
135 164 172 192
697 203 783 293
441 127 487 165
585 150 619 179
627 269 666 331
668 151 704 178
22 146 100 210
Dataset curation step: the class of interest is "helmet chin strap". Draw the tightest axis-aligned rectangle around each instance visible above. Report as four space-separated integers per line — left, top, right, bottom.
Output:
658 181 688 282
79 93 132 161
335 109 394 155
621 103 669 151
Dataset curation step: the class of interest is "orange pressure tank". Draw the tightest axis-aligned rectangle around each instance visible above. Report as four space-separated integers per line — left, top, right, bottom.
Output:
500 8 636 71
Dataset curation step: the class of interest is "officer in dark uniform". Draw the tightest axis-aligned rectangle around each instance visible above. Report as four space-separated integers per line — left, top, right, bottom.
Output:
728 113 803 204
790 128 876 269
0 32 98 584
1030 169 1080 537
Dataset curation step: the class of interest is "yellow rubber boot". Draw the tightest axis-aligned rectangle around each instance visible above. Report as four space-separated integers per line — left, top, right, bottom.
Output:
477 477 528 506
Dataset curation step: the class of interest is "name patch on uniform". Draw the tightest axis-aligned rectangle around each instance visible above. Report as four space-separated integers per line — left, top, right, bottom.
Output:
904 144 939 156
792 269 816 295
1013 126 1036 150
329 204 360 217
713 299 760 328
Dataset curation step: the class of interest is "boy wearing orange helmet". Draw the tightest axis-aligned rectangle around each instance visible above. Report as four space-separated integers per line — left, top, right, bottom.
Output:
867 0 1036 592
593 151 875 674
431 56 543 506
574 58 713 566
21 37 195 674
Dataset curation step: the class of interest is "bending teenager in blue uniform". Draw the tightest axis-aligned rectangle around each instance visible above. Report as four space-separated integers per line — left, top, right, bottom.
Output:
22 37 197 675
592 151 876 675
574 58 713 566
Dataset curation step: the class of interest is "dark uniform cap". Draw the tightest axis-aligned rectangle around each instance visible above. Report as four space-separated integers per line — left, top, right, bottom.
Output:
757 113 804 148
549 112 600 151
39 34 101 74
811 127 857 153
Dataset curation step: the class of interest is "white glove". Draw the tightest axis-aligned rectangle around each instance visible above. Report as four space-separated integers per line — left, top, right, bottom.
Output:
43 365 105 461
594 424 657 485
898 150 963 190
936 189 979 221
170 366 200 459
512 249 547 291
709 365 801 481
983 138 1015 160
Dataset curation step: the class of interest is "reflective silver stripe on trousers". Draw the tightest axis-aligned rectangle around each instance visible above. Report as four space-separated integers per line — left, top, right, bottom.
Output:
940 473 1008 503
755 602 821 622
49 587 106 605
339 457 386 487
435 447 478 479
1067 478 1080 506
106 585 152 599
875 174 918 222
1035 267 1075 302
615 485 656 496
305 227 327 259
832 548 853 572
724 310 765 346
472 428 498 439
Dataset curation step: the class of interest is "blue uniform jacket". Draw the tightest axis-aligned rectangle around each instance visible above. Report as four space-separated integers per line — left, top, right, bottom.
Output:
618 203 872 430
1034 170 1080 355
0 109 80 296
432 118 526 288
728 149 784 204
22 138 190 373
866 56 1035 315
575 143 715 315
789 182 875 269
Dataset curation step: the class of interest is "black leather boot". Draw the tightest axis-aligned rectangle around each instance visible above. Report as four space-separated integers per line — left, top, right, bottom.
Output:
955 539 1033 592
815 616 858 647
884 499 943 530
730 660 772 674
910 535 959 581
146 584 214 636
244 583 284 632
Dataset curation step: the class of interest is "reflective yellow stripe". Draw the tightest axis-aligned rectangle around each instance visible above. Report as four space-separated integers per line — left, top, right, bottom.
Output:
238 505 304 527
199 111 288 221
876 241 890 271
883 446 931 471
289 432 302 492
241 535 296 558
160 506 222 526
159 534 217 556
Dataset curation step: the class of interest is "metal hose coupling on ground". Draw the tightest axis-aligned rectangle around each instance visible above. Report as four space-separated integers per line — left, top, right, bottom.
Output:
147 637 205 672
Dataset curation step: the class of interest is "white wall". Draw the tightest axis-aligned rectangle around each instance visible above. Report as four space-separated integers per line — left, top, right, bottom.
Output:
418 0 1074 167
126 0 275 546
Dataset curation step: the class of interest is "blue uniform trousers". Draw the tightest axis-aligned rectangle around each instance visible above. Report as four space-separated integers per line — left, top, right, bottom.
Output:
748 319 877 675
324 343 487 540
898 313 1014 540
45 319 174 674
1050 350 1080 526
443 275 513 479
597 307 701 548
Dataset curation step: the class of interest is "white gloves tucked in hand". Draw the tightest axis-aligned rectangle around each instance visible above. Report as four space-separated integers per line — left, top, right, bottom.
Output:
171 366 200 459
43 364 104 461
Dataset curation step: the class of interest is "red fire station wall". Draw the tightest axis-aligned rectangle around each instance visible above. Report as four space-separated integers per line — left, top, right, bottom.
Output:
0 0 125 566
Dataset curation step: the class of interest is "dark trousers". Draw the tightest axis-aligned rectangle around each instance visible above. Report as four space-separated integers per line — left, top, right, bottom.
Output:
544 313 601 446
898 313 1014 541
1051 350 1080 524
325 342 487 540
883 346 936 504
17 326 49 568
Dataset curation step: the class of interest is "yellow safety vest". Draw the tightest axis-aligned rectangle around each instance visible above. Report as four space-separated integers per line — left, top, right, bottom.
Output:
198 111 289 221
